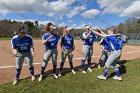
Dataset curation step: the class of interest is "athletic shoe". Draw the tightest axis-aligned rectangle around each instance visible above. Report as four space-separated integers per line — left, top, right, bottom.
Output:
82 70 86 74
58 71 62 77
31 76 36 81
116 64 120 67
53 74 58 79
38 75 43 82
98 65 101 69
113 75 122 81
71 69 76 74
88 67 92 72
97 75 107 80
13 79 18 85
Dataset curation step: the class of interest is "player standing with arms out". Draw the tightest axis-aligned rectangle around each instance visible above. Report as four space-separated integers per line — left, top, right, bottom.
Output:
91 28 122 81
11 26 35 85
38 23 60 81
81 25 96 73
58 27 76 77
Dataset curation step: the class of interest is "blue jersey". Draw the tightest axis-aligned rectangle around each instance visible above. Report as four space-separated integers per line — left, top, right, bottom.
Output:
118 38 126 49
106 34 121 51
42 33 60 49
11 35 33 52
100 38 111 50
82 32 96 46
61 35 74 49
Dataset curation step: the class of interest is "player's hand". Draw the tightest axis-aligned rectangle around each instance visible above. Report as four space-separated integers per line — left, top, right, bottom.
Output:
12 53 19 57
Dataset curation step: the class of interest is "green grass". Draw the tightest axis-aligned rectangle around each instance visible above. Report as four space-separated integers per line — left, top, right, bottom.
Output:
0 59 140 93
0 38 11 40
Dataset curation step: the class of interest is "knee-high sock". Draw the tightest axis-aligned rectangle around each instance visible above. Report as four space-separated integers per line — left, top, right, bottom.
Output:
16 69 21 79
81 60 85 70
29 67 34 76
53 65 57 74
103 67 110 77
69 62 74 69
60 63 64 72
114 66 121 77
40 67 45 75
87 59 91 68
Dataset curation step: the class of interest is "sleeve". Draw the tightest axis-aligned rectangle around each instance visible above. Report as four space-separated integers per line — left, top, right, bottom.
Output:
82 33 86 38
42 34 46 40
11 39 17 49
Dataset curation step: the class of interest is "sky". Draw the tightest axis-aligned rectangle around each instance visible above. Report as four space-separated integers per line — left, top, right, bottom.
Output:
0 0 140 29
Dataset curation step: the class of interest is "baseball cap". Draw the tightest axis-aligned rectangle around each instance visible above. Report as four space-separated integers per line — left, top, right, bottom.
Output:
85 25 91 29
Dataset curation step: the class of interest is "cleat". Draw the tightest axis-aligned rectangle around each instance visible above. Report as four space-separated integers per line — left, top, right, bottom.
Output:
82 70 86 74
38 75 43 82
71 69 76 74
58 73 62 77
97 75 107 80
98 65 101 69
88 67 92 72
13 79 18 85
113 75 122 81
116 64 120 67
53 74 58 79
31 76 36 81
58 71 62 77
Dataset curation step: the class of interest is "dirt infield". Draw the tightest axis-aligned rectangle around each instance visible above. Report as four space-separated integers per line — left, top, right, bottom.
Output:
0 40 140 84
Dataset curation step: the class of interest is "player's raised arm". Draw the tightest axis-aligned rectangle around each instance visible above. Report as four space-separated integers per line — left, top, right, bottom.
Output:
90 28 106 38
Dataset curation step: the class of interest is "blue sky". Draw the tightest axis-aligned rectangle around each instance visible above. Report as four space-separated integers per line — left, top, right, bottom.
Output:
0 0 139 28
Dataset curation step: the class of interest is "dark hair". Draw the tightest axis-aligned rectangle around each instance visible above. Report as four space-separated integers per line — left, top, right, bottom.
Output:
45 22 53 32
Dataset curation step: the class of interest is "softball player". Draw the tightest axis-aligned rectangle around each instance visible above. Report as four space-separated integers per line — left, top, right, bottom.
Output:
116 34 127 66
11 26 35 85
58 27 76 77
81 25 96 73
92 28 122 81
38 23 60 81
98 38 111 69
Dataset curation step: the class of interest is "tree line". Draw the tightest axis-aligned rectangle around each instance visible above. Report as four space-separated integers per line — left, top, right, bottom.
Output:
0 18 140 38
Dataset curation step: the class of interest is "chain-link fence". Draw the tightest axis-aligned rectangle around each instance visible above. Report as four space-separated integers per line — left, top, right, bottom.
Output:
127 33 140 44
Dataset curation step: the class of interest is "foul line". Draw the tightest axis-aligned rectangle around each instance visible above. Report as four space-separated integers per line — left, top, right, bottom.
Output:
0 50 140 69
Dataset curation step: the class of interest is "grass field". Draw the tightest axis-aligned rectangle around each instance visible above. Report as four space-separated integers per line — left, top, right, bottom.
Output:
0 59 140 93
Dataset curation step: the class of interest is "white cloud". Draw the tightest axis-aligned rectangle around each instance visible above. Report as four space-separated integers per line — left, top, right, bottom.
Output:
81 9 101 18
97 0 140 17
97 0 129 14
120 1 140 17
0 0 86 18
